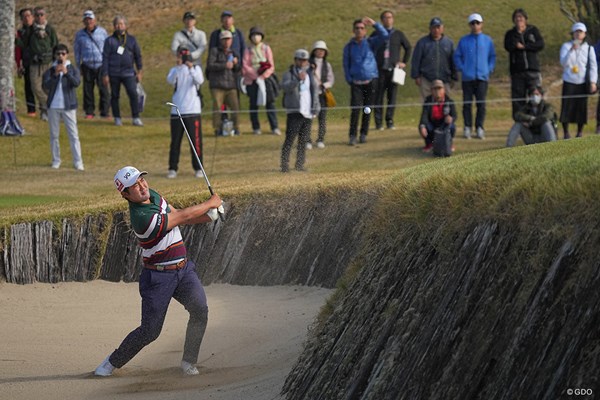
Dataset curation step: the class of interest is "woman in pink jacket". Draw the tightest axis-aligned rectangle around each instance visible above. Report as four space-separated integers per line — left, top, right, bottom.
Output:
242 26 281 135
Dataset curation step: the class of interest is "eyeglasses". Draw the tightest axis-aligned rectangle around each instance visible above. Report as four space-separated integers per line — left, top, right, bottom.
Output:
354 26 366 30
55 52 67 56
470 21 481 25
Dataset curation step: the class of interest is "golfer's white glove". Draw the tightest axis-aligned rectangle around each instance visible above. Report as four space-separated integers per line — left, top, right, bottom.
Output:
217 204 225 215
207 208 219 221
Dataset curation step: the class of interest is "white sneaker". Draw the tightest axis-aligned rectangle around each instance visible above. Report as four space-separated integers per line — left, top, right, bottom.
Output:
253 129 262 135
132 118 144 127
476 127 485 139
74 163 85 171
195 170 204 178
305 142 313 150
114 118 122 126
94 355 115 377
463 127 471 139
316 141 325 149
51 161 61 169
166 169 177 179
272 128 282 135
181 361 199 376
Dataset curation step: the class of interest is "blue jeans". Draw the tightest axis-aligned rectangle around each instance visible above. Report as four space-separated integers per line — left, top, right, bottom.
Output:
109 75 139 118
109 260 208 367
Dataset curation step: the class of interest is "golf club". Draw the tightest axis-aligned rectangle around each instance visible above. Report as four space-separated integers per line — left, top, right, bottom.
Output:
166 102 224 221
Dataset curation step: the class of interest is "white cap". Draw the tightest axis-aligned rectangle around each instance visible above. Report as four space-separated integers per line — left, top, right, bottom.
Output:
312 40 328 52
572 22 587 33
294 49 309 60
83 10 95 20
468 13 483 24
114 166 147 192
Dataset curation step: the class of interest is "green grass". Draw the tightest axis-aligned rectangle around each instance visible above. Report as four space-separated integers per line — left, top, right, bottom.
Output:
2 0 596 226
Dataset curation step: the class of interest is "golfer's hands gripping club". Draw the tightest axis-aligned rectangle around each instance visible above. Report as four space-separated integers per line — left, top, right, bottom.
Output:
206 194 225 222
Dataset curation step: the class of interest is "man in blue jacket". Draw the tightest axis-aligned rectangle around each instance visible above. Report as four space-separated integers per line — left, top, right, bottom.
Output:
102 15 143 127
343 17 388 145
454 13 496 139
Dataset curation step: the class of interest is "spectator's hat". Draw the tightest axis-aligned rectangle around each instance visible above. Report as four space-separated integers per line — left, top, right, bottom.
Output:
430 17 443 27
312 40 329 52
468 13 483 24
83 10 95 20
571 22 587 33
431 79 445 89
221 10 233 18
114 166 147 192
249 26 265 39
220 30 233 40
183 11 195 20
294 49 310 60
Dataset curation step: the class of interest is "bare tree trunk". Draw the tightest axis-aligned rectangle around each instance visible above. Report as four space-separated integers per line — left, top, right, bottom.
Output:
0 0 15 111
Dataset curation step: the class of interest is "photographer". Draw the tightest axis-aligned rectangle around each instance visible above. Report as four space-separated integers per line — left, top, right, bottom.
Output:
418 79 457 154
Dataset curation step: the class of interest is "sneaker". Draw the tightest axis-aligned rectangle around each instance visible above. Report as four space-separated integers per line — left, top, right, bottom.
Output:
85 114 94 120
132 118 144 127
281 166 289 173
51 161 61 169
74 163 85 171
349 136 357 146
387 124 396 130
295 166 307 172
195 170 204 178
316 141 325 149
40 112 48 122
463 127 471 139
272 128 282 135
114 117 122 126
27 112 36 117
451 145 456 153
253 129 262 135
95 355 115 377
359 135 367 143
476 127 485 139
166 169 177 179
305 142 313 150
374 125 384 131
181 361 199 376
422 143 433 153
233 129 241 136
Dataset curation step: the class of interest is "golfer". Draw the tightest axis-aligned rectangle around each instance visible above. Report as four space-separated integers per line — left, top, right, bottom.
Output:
95 166 222 377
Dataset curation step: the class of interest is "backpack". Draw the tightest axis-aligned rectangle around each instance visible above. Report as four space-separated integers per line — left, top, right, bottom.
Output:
433 127 452 157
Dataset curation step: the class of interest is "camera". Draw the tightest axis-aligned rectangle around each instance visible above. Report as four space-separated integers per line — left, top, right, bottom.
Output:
57 59 63 64
181 54 191 63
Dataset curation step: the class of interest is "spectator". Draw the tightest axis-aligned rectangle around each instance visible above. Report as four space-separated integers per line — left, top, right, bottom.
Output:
504 8 545 119
74 10 109 119
506 86 556 147
15 7 36 116
454 13 496 139
418 79 457 153
102 15 143 127
208 11 245 58
370 10 411 131
24 6 58 121
559 22 597 139
206 30 241 136
280 49 320 172
171 11 207 67
343 17 389 145
166 47 205 179
42 44 84 171
242 26 281 135
411 17 456 99
307 40 335 149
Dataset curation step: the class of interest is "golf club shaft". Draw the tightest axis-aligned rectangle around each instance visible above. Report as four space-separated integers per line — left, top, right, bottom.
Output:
167 102 224 220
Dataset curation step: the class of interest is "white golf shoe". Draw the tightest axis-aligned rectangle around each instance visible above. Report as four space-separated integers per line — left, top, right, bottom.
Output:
94 355 115 376
181 361 199 376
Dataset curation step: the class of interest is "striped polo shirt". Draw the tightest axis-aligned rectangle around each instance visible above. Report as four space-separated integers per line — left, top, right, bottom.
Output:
129 189 187 266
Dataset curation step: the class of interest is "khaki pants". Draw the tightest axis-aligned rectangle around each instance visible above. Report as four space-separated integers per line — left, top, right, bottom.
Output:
30 63 52 113
210 88 239 132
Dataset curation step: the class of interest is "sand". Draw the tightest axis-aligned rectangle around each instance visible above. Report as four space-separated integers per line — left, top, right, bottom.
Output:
0 281 332 400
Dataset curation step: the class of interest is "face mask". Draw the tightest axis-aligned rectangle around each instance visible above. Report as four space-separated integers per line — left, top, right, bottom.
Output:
531 95 542 105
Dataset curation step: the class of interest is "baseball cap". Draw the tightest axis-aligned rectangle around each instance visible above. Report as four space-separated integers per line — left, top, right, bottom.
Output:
572 22 587 33
220 30 233 39
431 79 445 89
183 11 195 20
430 17 443 27
114 166 147 192
221 10 233 18
468 13 483 24
294 49 309 60
83 10 95 20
